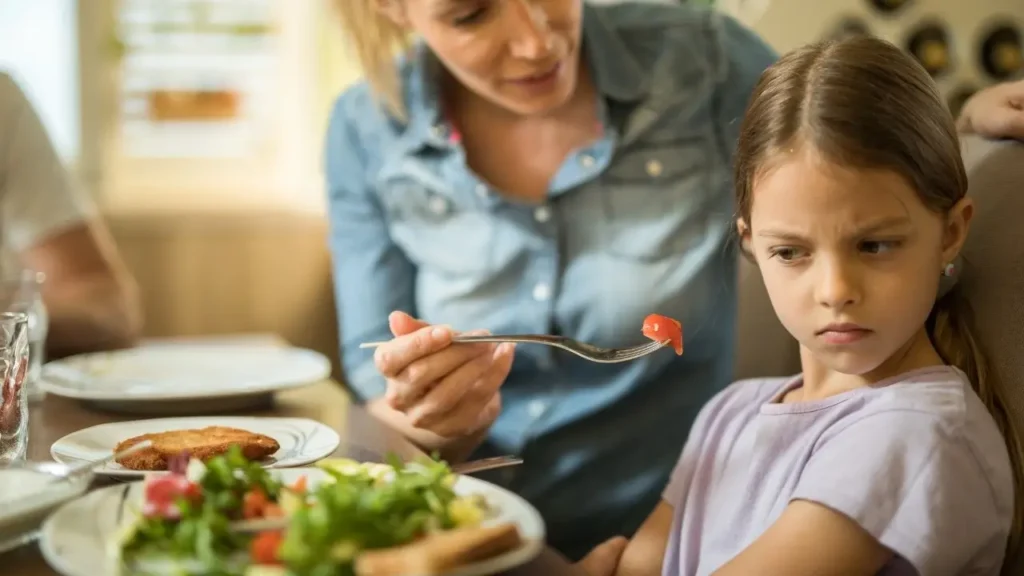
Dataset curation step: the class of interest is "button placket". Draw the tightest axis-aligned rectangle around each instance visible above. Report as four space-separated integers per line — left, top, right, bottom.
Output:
533 206 551 223
532 283 551 302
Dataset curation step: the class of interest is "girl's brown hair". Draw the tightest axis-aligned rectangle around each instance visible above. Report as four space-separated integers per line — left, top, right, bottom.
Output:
734 36 1024 561
332 0 412 120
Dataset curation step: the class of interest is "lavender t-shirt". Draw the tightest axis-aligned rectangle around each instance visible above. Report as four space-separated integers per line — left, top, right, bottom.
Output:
661 366 1014 576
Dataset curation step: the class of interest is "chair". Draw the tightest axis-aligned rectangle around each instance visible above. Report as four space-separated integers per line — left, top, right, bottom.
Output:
959 136 1024 573
732 135 1024 571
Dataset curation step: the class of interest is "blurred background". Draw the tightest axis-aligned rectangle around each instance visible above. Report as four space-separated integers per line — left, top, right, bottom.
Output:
0 0 1021 377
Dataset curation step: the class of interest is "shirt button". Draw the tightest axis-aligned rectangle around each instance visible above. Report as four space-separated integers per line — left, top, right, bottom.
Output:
431 124 447 139
579 153 595 168
528 400 547 419
646 159 663 177
532 283 551 302
429 196 449 215
533 206 551 223
475 184 488 198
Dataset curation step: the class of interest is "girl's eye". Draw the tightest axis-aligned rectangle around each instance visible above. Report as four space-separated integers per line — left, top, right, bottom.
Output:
452 7 488 26
859 240 901 255
768 246 806 262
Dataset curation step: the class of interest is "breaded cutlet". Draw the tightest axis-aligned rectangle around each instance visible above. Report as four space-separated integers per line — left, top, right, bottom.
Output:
114 426 280 471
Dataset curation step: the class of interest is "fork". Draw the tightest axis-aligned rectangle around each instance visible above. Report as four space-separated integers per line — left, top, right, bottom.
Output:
359 335 669 364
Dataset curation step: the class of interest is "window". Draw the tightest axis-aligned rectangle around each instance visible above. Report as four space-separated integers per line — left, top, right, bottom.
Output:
0 0 80 161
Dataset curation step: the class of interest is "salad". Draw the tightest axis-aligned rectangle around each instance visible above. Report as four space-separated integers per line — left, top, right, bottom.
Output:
113 447 491 576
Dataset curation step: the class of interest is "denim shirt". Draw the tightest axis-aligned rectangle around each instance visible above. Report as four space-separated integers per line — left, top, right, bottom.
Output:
324 1 776 558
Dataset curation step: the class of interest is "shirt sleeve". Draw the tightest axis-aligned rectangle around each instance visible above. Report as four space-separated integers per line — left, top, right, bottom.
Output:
323 90 417 402
709 12 778 165
0 72 95 252
791 411 1012 576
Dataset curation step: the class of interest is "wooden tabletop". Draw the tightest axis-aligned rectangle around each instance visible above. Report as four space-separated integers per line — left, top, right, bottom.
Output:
2 381 580 576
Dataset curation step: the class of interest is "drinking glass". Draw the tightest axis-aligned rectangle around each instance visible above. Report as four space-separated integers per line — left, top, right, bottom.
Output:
0 270 47 402
0 311 30 464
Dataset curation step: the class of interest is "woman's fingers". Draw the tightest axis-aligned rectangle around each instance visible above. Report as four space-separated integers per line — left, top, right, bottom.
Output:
387 340 492 410
409 343 515 437
373 324 452 378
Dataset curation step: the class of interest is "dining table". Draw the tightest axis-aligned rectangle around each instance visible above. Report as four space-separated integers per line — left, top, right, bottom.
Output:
2 378 584 576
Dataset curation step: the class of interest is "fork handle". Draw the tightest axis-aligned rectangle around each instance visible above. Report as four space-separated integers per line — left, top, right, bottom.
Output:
359 335 562 349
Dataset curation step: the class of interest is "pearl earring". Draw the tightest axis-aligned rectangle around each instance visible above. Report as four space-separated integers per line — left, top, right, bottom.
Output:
942 262 956 277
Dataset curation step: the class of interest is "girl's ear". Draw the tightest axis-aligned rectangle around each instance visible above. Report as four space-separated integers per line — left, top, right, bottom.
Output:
941 197 974 267
736 218 754 260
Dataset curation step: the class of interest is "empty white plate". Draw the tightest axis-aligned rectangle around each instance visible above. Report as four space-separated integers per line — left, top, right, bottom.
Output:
39 343 331 414
50 416 341 477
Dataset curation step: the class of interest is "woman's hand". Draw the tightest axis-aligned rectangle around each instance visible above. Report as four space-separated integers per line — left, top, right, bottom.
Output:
957 79 1024 140
373 311 514 439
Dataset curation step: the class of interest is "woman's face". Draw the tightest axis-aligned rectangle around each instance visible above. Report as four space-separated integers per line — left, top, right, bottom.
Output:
386 0 584 115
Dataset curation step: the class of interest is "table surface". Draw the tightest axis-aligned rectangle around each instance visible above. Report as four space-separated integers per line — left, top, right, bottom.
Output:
3 381 580 576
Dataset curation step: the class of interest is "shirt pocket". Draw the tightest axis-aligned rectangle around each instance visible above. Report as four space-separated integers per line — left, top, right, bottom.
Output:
601 137 717 262
379 181 498 276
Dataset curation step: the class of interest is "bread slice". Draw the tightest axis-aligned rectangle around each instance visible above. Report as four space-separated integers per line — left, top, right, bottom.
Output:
355 523 523 576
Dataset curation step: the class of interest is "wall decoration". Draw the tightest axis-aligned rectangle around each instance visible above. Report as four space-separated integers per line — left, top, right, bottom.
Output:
114 0 278 158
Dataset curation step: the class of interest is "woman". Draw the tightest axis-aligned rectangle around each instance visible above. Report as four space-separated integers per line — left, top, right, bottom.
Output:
325 0 774 558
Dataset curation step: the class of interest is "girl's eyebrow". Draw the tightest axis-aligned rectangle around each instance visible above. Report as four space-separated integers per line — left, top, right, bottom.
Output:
756 216 912 242
431 0 472 12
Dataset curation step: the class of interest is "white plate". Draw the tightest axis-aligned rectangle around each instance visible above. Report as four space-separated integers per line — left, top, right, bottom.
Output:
0 462 92 554
40 343 331 402
50 417 341 477
40 467 546 576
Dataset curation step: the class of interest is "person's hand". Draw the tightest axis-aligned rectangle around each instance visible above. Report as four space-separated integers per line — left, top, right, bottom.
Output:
373 311 514 439
576 536 629 576
957 79 1024 140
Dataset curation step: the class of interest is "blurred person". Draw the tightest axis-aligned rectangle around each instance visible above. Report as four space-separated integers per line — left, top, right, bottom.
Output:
0 71 141 358
958 77 1024 140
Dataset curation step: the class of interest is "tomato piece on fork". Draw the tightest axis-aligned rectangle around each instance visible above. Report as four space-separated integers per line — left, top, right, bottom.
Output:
641 314 683 355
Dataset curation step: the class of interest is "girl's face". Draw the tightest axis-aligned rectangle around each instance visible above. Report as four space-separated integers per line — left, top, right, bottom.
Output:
382 0 583 115
740 147 973 378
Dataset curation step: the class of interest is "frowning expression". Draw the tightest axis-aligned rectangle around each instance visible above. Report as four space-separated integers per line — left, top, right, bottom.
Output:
741 147 971 377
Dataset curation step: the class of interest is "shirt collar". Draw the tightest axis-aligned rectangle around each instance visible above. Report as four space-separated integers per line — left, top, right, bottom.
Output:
581 2 650 103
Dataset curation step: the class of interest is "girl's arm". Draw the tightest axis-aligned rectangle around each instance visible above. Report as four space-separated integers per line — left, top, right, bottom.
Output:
712 500 892 576
614 501 676 576
577 501 675 576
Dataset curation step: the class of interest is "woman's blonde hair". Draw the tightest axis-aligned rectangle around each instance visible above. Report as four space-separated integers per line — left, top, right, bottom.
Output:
333 0 412 120
735 37 1024 566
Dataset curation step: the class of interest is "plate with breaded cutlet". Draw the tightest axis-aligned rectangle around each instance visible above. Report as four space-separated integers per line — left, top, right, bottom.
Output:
49 416 341 477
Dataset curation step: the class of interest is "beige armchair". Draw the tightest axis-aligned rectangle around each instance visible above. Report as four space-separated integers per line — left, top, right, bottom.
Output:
732 135 1024 571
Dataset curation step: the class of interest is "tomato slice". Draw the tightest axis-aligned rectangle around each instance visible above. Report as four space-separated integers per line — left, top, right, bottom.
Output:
250 531 285 565
242 488 270 519
641 313 683 355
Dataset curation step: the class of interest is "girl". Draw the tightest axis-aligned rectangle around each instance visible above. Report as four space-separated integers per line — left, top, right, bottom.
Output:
580 36 1023 576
